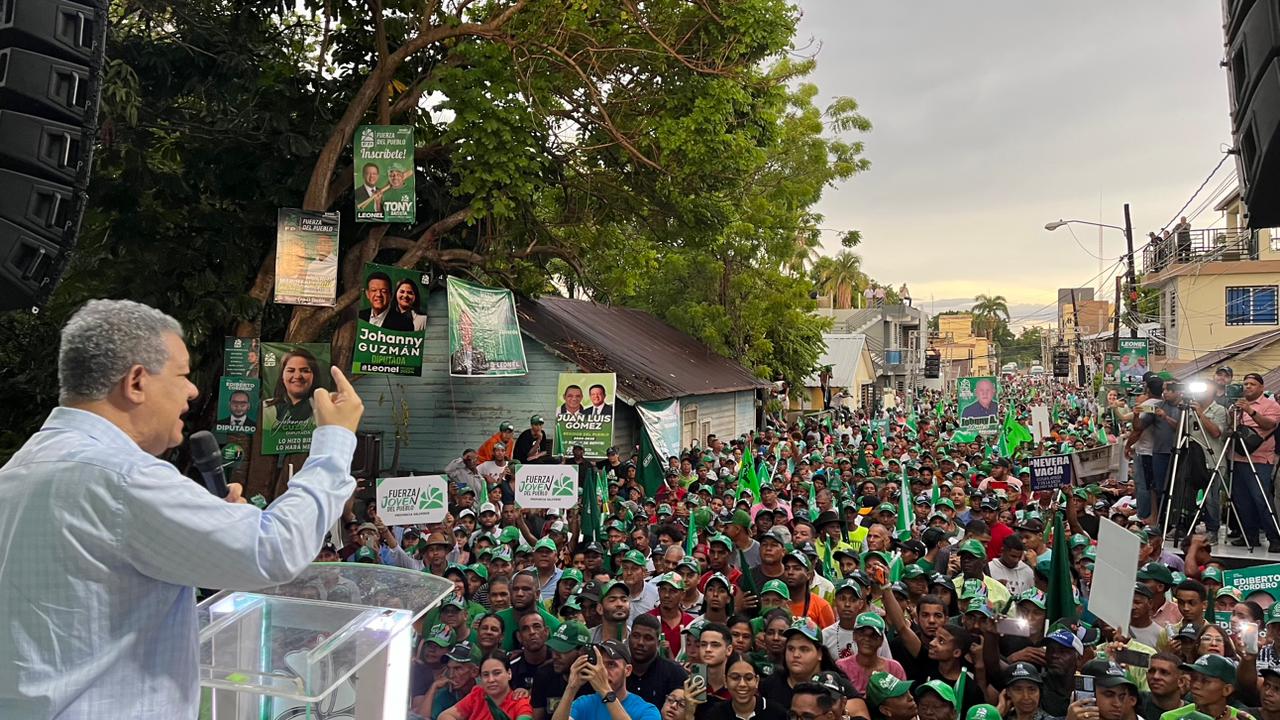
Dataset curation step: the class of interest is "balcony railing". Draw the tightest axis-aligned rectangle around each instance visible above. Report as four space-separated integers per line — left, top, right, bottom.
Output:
1142 227 1258 274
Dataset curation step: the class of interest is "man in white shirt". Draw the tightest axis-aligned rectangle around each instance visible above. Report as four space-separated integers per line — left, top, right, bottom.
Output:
477 443 510 485
987 534 1035 596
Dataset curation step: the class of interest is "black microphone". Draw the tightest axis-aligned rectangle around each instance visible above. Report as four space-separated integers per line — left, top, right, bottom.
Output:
189 430 229 498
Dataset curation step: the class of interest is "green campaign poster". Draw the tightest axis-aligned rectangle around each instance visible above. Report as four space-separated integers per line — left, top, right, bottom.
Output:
1101 352 1122 387
553 372 617 459
354 125 416 224
223 337 260 378
1117 338 1150 393
260 342 332 455
1224 562 1280 605
956 375 999 428
214 376 260 440
273 208 340 307
352 262 428 376
446 276 528 376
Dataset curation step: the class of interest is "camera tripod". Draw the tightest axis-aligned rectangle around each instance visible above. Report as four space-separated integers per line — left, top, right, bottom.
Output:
1164 403 1280 551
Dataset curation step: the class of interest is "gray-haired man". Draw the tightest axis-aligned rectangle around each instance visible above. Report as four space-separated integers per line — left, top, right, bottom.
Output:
0 299 364 719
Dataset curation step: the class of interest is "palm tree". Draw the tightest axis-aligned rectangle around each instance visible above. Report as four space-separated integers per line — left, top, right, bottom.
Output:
782 230 822 278
971 294 1010 340
813 251 868 309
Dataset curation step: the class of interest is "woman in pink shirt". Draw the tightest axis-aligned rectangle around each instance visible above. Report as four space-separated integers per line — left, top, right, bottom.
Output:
834 612 906 694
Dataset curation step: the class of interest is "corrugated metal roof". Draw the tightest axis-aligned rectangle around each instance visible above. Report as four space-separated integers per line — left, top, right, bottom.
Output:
517 296 771 402
1172 328 1280 381
805 333 868 387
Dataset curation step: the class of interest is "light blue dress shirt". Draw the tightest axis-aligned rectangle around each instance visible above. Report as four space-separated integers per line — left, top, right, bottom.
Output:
0 407 357 719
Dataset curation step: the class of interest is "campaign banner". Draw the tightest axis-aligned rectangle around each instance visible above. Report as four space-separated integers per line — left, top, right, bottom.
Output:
515 464 579 510
1117 338 1150 394
273 208 340 307
1026 453 1073 492
223 337 260 378
354 125 416 224
1224 563 1280 604
1071 442 1123 484
446 276 528 376
376 475 448 524
352 262 428 376
260 342 332 455
554 372 617 458
956 376 999 428
214 376 260 440
1101 353 1122 387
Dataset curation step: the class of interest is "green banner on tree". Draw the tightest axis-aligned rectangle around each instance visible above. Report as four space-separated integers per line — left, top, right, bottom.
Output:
352 262 428 376
353 125 416 224
260 342 332 455
273 208 339 307
1117 338 1150 393
446 276 528 376
956 375 999 429
553 372 617 459
223 337 260 378
214 376 259 441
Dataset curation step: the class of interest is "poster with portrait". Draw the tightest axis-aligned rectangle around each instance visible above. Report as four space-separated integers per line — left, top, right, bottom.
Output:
260 342 332 455
956 375 999 429
1100 353 1122 386
1117 338 1150 393
353 125 416 224
553 372 617 458
214 376 260 440
223 337 260 378
273 208 340 307
352 262 429 376
446 276 528 377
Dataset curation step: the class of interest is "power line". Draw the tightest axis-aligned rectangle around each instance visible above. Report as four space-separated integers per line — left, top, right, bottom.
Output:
1156 152 1233 235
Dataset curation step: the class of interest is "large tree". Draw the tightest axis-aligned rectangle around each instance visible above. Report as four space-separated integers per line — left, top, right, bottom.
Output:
0 0 870 459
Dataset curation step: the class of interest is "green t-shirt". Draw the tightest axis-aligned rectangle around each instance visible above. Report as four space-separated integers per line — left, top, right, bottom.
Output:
496 605 562 651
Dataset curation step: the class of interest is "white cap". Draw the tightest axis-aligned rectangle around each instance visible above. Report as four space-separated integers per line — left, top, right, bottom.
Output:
479 502 498 515
459 508 476 518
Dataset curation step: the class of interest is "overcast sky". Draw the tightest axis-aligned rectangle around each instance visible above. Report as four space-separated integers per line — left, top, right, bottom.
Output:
796 1 1236 326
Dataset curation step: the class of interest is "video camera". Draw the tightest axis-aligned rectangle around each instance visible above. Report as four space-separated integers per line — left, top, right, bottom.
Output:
1226 382 1245 400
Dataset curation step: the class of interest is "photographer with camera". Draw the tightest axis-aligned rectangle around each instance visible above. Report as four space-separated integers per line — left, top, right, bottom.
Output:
1229 373 1280 551
1187 385 1227 545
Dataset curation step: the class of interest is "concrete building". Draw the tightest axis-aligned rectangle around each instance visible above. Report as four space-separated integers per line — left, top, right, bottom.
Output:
815 303 929 396
932 313 995 381
1142 188 1280 365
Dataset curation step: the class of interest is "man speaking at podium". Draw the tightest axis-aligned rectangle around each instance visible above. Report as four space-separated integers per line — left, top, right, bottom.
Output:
0 299 364 719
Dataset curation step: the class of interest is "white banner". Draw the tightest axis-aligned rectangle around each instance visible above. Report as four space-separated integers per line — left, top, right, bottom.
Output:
515 464 579 510
1088 518 1140 635
636 399 681 461
375 475 448 524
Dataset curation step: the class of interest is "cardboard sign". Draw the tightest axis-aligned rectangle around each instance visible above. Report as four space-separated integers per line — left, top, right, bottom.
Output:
1088 518 1140 635
1071 443 1123 484
515 464 579 510
1027 453 1073 492
1030 405 1051 442
1224 563 1280 604
376 475 448 524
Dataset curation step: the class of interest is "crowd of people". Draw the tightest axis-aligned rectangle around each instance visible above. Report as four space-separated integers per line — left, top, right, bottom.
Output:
326 368 1280 720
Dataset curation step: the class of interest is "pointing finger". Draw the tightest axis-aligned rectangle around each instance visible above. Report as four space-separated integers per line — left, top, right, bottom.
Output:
329 366 354 396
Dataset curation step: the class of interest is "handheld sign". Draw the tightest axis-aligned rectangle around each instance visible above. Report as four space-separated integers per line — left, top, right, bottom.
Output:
1027 453 1073 493
515 464 579 510
376 475 448 524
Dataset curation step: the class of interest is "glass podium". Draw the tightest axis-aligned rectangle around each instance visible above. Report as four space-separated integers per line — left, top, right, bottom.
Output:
198 563 453 720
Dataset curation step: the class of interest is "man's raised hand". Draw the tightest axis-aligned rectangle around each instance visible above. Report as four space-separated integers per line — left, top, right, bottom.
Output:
314 367 364 432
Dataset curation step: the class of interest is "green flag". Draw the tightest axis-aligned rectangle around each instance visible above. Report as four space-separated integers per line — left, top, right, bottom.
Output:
935 401 945 418
737 442 762 504
1045 510 1077 624
1092 417 1108 445
638 425 664 497
952 429 979 444
998 408 1034 457
896 466 912 541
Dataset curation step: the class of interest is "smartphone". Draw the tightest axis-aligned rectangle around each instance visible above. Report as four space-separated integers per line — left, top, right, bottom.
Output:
1240 622 1260 655
1074 674 1095 703
996 617 1031 637
1114 648 1151 668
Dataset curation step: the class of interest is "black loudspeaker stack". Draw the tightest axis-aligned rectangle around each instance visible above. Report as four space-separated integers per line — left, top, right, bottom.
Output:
1225 0 1280 228
0 0 108 311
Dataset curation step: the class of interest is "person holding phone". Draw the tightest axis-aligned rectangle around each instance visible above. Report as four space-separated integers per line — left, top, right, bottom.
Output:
552 642 661 720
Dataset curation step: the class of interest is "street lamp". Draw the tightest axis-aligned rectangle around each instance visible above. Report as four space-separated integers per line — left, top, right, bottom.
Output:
1044 219 1125 233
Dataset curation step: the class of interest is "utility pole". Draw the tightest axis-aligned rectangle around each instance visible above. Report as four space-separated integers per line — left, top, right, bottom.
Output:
1112 275 1122 352
1070 288 1086 388
1123 203 1138 338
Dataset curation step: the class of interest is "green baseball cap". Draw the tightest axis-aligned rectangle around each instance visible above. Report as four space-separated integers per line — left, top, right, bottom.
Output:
862 550 893 568
657 504 673 516
1267 603 1280 626
355 546 378 562
901 564 927 580
783 617 822 643
441 595 466 610
554 567 581 585
1017 590 1047 610
957 539 987 557
877 503 898 514
854 612 887 636
499 421 515 432
599 579 630 599
708 534 734 551
915 679 957 705
834 577 863 596
489 546 513 563
730 509 752 528
934 497 955 510
497 526 521 544
866 671 914 706
1217 586 1242 602
546 621 591 652
1201 567 1225 584
967 704 1002 720
621 550 648 567
655 572 685 590
530 415 545 425
784 549 812 569
466 563 489 580
1136 562 1175 586
761 579 791 599
1180 654 1237 684
534 537 558 553
1069 533 1090 549
425 623 454 647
